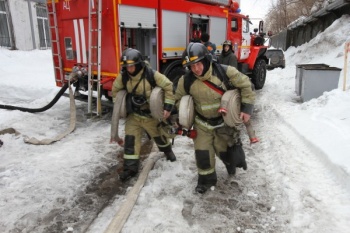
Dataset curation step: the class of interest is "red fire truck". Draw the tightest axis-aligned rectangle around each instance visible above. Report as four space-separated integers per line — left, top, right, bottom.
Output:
47 0 268 115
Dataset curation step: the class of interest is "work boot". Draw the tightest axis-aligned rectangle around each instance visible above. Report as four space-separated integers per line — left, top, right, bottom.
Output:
195 185 209 194
195 172 217 194
164 150 176 162
119 159 139 182
119 169 138 182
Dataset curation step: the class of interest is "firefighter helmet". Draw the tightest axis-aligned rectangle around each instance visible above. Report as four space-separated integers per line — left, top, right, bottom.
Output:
120 48 145 67
223 40 232 46
182 42 210 67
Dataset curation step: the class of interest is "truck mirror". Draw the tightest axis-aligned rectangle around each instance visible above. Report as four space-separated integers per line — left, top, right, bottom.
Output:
259 20 264 33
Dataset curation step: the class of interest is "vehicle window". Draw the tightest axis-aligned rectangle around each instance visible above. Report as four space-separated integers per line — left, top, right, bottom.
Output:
231 19 237 32
64 37 74 60
242 19 249 33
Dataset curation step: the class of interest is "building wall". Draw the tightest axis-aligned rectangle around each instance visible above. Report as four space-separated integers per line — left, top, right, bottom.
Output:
270 0 350 51
5 0 47 50
9 0 32 50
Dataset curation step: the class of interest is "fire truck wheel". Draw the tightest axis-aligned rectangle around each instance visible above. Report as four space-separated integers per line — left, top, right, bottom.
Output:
104 89 112 101
162 61 186 91
250 58 267 90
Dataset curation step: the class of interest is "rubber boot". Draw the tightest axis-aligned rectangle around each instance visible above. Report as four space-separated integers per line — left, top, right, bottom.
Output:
164 150 176 162
119 159 139 182
195 172 217 194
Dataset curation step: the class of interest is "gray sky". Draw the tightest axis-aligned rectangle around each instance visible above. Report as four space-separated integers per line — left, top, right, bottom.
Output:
240 0 272 19
239 0 273 30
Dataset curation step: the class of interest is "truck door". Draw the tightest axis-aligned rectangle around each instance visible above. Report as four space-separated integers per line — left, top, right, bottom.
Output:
227 15 250 61
162 10 187 58
240 18 251 60
209 16 227 55
119 5 157 69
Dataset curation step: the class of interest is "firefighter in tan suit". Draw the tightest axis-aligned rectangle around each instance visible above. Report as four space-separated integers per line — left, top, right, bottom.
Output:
174 43 255 193
112 48 176 181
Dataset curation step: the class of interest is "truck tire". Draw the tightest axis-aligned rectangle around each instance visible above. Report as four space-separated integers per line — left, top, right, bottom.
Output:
162 60 186 92
250 58 266 90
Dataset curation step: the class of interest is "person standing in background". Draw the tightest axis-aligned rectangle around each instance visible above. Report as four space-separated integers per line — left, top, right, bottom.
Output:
218 40 237 68
218 40 259 143
200 33 217 56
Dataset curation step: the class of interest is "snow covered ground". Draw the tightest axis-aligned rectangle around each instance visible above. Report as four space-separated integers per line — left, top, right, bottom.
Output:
1 15 350 233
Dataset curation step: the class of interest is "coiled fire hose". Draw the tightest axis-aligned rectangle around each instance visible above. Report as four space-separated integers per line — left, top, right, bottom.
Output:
219 89 243 127
110 90 127 145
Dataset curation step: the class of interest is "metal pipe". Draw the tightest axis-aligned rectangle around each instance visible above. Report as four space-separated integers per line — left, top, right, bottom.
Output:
27 0 36 49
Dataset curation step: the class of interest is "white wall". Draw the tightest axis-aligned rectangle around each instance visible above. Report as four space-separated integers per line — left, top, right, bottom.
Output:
8 0 42 50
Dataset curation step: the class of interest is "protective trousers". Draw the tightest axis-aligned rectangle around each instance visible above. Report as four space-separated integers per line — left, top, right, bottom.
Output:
193 123 240 185
124 113 172 161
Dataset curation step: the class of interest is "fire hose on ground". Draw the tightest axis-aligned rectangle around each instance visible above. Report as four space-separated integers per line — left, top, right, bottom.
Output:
0 75 78 145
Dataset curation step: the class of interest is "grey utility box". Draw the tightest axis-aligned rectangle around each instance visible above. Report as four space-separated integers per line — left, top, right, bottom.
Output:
297 64 342 102
295 64 329 96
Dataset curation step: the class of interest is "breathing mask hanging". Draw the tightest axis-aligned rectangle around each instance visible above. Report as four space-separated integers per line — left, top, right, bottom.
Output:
131 94 147 107
130 72 147 108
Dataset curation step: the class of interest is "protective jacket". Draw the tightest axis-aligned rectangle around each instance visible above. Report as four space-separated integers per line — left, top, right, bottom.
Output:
112 66 175 160
175 64 255 126
174 63 254 183
112 66 175 112
218 50 238 68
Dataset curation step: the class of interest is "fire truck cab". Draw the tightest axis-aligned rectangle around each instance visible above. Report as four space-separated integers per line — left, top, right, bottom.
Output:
47 0 268 115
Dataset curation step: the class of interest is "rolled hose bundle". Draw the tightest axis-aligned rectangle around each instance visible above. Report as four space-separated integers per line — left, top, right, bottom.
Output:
220 89 243 127
110 90 127 144
110 87 165 144
178 95 194 129
149 87 164 120
178 89 242 129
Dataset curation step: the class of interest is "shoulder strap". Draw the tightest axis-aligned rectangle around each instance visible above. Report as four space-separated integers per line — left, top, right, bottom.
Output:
212 62 235 90
183 70 196 94
183 62 234 95
145 66 156 88
122 71 128 89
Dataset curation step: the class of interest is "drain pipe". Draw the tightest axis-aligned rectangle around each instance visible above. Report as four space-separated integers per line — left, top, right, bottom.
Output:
26 0 36 49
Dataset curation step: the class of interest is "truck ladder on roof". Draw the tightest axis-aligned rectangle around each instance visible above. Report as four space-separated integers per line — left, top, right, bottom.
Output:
47 1 64 85
88 0 103 116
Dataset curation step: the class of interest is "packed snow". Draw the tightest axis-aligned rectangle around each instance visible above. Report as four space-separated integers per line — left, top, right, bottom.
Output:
1 15 350 233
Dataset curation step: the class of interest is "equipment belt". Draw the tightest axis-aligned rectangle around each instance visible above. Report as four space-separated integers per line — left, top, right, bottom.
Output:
196 112 223 126
134 108 151 117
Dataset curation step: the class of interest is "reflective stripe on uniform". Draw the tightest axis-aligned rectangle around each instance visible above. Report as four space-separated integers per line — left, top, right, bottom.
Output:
164 98 175 105
198 167 215 175
124 154 139 159
199 102 221 111
194 116 225 130
133 113 152 119
157 141 171 148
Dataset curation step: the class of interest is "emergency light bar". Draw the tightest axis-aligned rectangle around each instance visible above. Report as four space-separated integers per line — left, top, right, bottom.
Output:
187 0 238 7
